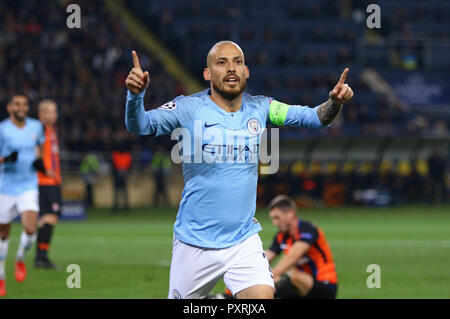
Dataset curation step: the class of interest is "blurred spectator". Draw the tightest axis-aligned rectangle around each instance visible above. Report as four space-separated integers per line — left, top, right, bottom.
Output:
0 0 448 210
151 147 172 206
0 0 181 153
427 149 448 203
1 0 448 148
79 153 100 207
256 156 447 208
136 0 449 138
111 148 132 212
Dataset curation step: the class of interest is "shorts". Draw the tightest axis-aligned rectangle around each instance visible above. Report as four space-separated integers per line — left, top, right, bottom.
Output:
304 280 337 299
38 185 62 216
168 233 274 299
0 189 39 224
275 274 337 299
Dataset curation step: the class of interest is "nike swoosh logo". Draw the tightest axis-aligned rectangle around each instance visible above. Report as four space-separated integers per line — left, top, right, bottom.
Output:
204 122 220 128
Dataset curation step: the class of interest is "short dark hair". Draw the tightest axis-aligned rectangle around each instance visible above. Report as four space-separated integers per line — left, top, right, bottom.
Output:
8 92 29 104
268 195 297 213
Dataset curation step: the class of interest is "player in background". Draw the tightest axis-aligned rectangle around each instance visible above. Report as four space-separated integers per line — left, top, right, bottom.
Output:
267 195 338 298
35 100 61 269
209 194 338 300
125 41 353 299
0 93 46 296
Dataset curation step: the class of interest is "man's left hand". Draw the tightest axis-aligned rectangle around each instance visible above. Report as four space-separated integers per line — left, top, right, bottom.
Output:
329 68 354 105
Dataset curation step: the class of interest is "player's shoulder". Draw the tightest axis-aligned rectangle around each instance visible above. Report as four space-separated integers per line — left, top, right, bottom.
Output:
174 94 202 106
184 88 212 107
26 117 43 128
188 88 210 99
0 118 8 127
0 118 11 132
26 117 40 124
163 89 208 111
26 118 45 137
243 93 272 119
243 92 272 107
299 219 319 232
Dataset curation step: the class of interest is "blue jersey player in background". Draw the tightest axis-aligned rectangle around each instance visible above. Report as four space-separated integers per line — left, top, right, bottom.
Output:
0 93 47 297
125 41 354 299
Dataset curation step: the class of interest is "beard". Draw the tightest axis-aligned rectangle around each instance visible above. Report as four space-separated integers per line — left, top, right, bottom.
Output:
12 111 26 122
212 77 247 101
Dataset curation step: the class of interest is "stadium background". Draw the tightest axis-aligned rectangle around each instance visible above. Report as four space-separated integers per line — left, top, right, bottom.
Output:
0 0 448 298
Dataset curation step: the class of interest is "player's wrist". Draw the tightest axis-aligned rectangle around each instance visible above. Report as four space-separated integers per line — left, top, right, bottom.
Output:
127 89 146 99
272 268 282 278
328 97 343 108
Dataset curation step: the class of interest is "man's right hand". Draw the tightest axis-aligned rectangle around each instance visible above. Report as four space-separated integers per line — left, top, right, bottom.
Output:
125 50 150 95
2 151 18 163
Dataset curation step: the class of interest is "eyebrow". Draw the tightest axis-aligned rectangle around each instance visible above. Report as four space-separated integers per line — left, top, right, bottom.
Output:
216 56 243 61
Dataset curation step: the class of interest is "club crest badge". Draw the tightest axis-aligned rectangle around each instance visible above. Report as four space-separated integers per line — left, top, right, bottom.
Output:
247 118 261 135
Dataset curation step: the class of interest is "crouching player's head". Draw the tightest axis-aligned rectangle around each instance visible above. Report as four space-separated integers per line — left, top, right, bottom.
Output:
268 195 298 233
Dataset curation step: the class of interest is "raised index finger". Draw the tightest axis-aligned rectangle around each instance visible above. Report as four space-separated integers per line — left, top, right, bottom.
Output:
338 68 349 84
132 50 141 69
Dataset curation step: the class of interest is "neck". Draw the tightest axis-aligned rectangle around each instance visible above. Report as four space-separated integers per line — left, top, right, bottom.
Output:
288 217 299 238
10 116 25 128
210 88 242 112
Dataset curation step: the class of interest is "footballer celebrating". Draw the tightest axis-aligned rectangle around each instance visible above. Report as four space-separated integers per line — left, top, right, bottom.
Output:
0 93 46 296
125 41 353 299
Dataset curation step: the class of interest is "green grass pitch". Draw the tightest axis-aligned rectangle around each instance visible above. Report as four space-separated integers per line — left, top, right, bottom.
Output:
2 204 449 298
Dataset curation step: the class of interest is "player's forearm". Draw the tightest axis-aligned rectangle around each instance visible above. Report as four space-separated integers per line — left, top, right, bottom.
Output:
265 249 278 263
272 242 310 276
272 254 299 277
316 98 343 126
125 90 151 134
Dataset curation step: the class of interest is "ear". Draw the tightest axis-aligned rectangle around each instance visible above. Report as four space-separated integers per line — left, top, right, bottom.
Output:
245 66 250 79
288 209 296 219
203 68 211 81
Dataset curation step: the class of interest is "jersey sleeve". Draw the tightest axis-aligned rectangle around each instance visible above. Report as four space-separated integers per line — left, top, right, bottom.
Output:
37 122 45 145
0 124 4 151
297 221 319 246
125 89 198 136
0 125 4 155
267 99 326 129
268 234 282 255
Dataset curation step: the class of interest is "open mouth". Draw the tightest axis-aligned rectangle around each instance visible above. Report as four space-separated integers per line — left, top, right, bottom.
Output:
224 76 239 84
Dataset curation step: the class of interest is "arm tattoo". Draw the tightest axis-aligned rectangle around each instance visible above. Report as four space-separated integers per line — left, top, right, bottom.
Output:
317 99 343 126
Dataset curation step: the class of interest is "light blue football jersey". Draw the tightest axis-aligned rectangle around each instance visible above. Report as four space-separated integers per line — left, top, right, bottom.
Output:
0 118 45 195
126 89 325 248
